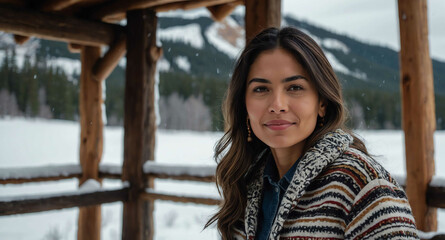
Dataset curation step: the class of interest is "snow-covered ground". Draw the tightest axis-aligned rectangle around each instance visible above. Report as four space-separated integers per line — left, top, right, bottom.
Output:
0 118 444 239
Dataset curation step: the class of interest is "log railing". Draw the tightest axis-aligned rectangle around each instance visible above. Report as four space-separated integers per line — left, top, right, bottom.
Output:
0 163 220 216
1 163 445 238
2 163 445 207
0 187 129 216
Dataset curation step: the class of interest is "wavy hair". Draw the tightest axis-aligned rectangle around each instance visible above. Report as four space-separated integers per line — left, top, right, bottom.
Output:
205 27 369 239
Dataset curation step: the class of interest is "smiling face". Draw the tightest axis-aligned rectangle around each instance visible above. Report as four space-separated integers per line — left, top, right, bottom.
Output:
245 47 326 152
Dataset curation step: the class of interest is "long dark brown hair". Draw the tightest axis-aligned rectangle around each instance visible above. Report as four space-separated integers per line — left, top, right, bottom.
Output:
205 27 369 239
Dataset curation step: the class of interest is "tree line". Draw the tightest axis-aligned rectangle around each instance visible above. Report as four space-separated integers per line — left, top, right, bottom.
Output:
1 49 444 130
0 49 77 120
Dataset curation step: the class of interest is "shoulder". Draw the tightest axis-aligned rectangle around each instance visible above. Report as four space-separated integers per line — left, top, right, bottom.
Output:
323 148 419 239
322 147 401 190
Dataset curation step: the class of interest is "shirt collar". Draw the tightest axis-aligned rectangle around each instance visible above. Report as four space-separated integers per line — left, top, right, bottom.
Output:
263 153 278 182
263 152 300 189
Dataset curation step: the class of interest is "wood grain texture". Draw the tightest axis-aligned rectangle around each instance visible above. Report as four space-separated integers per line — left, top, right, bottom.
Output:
122 9 158 240
93 33 127 82
92 0 236 20
147 173 215 182
0 174 81 184
245 0 281 44
92 0 185 20
154 0 236 12
79 46 103 184
141 191 221 206
398 0 437 231
0 5 124 46
207 0 242 22
39 0 83 11
78 46 103 240
0 188 129 216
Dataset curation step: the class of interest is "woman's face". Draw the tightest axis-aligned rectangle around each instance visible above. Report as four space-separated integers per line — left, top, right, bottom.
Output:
245 47 326 150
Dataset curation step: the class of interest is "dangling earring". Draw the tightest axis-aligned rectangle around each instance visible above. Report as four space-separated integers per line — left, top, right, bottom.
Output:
247 117 252 142
319 116 325 127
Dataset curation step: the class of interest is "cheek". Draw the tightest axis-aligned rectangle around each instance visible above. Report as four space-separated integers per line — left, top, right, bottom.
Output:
246 99 264 130
291 98 319 119
246 98 259 119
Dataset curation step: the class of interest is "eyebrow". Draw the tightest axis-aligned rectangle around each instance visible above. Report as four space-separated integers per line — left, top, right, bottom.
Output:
248 75 307 85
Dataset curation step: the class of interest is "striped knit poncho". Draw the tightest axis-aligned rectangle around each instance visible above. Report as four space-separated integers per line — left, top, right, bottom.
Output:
233 129 419 240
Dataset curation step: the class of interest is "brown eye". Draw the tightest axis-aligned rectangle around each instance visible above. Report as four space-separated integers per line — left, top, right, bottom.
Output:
253 86 268 92
288 85 303 91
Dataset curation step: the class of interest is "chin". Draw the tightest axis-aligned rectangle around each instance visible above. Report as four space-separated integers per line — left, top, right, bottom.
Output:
262 137 302 149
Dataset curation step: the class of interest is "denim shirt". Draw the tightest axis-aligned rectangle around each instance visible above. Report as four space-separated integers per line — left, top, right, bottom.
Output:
255 154 300 240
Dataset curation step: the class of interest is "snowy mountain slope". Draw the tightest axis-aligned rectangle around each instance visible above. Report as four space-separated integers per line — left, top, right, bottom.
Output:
1 13 445 93
2 11 445 131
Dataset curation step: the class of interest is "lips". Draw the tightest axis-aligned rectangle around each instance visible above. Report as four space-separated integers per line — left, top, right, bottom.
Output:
264 120 295 130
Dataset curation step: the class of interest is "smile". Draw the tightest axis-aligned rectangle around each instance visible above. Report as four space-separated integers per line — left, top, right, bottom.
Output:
264 120 296 130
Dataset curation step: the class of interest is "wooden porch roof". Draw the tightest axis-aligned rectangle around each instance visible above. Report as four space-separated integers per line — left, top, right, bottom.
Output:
0 0 243 47
1 0 242 21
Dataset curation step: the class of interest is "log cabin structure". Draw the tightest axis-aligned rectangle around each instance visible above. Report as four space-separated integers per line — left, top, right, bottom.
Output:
0 0 443 239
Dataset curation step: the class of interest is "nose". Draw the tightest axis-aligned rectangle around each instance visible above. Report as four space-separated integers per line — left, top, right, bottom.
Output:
268 92 288 113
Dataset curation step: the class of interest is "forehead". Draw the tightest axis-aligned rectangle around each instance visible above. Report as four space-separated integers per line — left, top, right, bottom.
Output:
248 48 308 80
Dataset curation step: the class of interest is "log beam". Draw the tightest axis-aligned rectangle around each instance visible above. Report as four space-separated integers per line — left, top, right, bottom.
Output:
0 174 81 184
78 46 103 240
92 0 238 21
122 9 158 240
398 0 437 231
92 0 185 20
148 173 215 182
141 190 221 206
245 0 281 44
154 0 238 12
0 5 124 46
427 186 445 209
13 34 30 45
39 0 83 11
68 43 82 53
0 0 26 7
207 0 242 22
0 188 128 216
93 33 127 82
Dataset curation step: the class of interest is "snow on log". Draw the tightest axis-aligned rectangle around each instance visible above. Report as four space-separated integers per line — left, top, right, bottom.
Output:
0 164 82 184
142 189 220 206
99 164 122 179
143 162 216 182
417 230 445 240
427 176 445 209
393 174 445 208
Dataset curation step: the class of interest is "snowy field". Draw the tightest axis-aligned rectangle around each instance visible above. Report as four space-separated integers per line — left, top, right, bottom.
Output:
0 118 444 239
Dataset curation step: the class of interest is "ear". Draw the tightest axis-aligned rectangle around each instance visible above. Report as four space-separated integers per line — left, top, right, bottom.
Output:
318 99 327 117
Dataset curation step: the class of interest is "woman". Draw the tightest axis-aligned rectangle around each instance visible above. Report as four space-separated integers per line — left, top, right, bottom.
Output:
205 27 418 239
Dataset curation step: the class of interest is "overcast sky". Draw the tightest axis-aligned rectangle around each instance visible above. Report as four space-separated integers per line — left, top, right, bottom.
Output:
282 0 445 61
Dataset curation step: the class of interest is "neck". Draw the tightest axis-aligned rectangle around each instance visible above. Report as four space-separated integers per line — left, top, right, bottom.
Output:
270 143 305 179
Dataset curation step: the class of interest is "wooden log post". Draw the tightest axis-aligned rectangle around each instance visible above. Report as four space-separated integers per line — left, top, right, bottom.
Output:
93 33 127 82
77 46 103 240
398 0 437 231
122 9 159 240
207 0 242 22
13 34 30 45
244 0 281 44
68 43 82 53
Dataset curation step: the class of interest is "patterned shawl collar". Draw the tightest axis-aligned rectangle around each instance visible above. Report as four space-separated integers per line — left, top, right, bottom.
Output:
244 129 353 239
